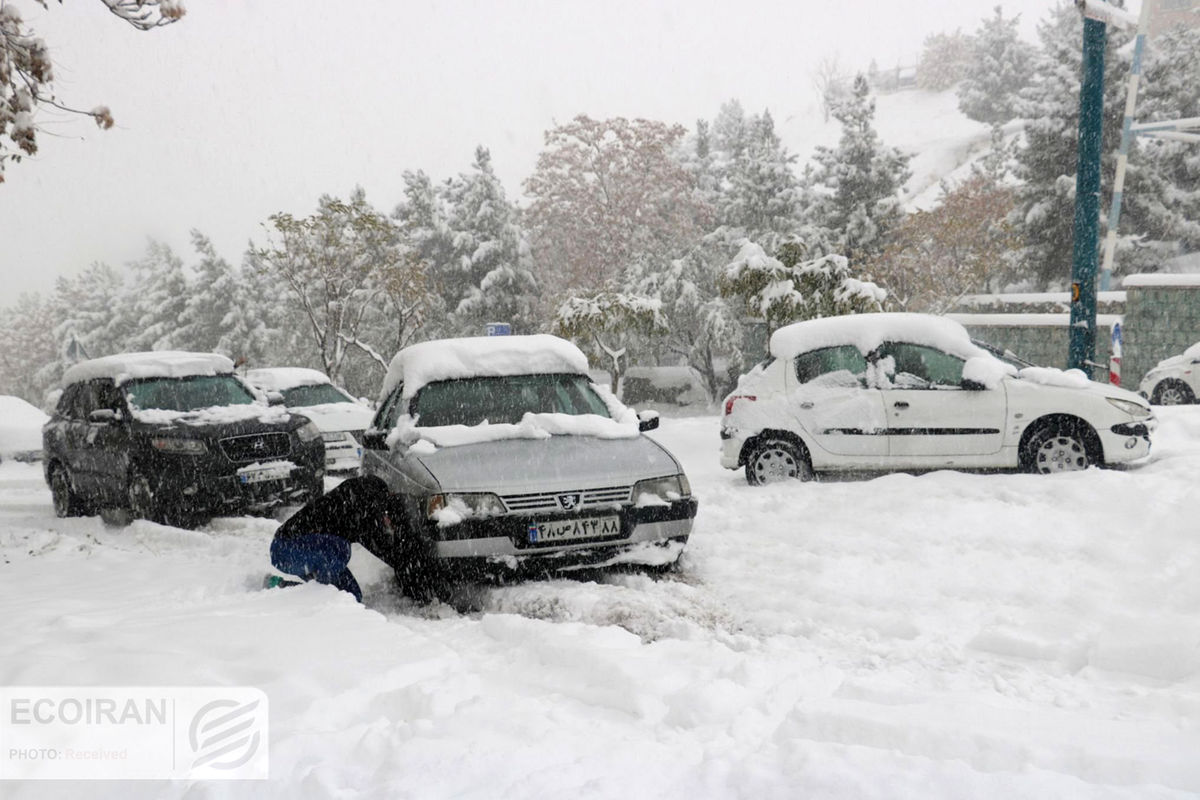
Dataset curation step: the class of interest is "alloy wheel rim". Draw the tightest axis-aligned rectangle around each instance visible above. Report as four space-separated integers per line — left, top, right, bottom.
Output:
1159 385 1187 405
51 470 69 515
1035 435 1088 473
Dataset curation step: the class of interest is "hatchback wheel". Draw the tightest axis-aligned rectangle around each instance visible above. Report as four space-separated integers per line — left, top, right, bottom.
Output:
1024 423 1096 474
1151 379 1195 406
745 438 813 485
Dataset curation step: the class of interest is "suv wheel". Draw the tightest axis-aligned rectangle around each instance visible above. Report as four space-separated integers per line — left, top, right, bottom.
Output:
1024 421 1098 474
49 464 86 518
1152 379 1195 406
127 467 162 522
745 438 814 485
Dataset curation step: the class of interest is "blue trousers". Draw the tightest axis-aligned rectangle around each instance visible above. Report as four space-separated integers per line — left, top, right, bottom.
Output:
270 534 362 602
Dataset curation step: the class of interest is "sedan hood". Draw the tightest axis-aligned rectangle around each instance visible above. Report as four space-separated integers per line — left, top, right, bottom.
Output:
290 402 374 433
406 434 681 494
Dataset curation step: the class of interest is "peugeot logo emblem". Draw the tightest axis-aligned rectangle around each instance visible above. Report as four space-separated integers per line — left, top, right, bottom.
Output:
251 437 266 452
557 492 581 510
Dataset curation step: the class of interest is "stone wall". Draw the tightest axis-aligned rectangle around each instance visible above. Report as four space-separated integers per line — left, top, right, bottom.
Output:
1121 275 1200 392
946 313 1120 384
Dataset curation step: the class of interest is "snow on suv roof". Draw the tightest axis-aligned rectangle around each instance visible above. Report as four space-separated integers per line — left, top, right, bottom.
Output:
245 367 332 392
61 352 235 387
381 334 590 401
770 313 991 361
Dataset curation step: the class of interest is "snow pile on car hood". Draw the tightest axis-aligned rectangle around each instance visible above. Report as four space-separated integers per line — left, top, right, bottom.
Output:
61 351 235 387
131 404 292 427
380 335 590 402
245 367 332 392
0 395 48 456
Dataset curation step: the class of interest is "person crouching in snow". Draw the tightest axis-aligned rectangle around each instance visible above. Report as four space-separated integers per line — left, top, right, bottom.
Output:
269 475 392 603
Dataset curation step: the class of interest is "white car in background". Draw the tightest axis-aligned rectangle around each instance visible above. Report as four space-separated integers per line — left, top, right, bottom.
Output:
246 368 375 474
1138 342 1200 405
0 395 49 463
721 313 1155 484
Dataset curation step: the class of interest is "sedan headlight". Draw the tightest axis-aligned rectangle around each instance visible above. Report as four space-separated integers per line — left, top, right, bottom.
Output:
633 474 690 506
296 419 322 443
1107 397 1152 417
426 492 506 521
150 437 206 455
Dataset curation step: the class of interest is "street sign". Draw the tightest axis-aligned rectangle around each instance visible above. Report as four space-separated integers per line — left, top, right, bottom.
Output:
485 322 511 336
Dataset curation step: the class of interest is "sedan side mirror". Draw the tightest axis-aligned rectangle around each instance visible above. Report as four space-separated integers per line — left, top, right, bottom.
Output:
960 378 988 391
637 410 660 432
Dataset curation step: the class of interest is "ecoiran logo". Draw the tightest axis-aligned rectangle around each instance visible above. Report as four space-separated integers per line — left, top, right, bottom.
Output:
0 687 268 780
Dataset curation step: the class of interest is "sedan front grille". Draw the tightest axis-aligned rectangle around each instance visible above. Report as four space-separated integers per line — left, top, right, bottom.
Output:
219 432 292 462
500 485 632 513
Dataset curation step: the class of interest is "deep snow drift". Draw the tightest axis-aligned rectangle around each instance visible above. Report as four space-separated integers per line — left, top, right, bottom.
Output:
1 410 1198 798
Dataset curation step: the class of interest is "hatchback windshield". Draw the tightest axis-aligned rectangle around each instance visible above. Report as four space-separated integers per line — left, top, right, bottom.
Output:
412 373 611 427
281 383 352 407
125 376 257 412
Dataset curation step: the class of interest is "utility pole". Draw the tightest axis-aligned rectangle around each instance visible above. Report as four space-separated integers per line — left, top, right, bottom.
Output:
1068 16 1106 375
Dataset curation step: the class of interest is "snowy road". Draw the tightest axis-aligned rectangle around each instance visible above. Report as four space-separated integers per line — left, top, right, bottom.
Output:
2 411 1199 798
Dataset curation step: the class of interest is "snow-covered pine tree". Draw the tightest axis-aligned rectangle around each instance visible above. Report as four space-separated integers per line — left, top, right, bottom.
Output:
394 169 454 337
0 292 59 404
957 6 1033 126
121 240 190 351
807 75 912 267
444 146 538 335
1011 4 1137 289
917 30 974 91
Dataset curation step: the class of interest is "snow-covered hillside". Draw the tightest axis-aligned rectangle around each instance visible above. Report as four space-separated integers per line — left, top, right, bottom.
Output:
2 410 1198 798
780 87 997 212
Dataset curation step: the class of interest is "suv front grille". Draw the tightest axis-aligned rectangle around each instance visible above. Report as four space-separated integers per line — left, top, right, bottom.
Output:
500 485 632 513
219 432 292 462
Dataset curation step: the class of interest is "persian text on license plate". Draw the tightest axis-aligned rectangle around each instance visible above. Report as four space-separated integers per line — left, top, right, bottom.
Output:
528 516 620 544
238 465 294 485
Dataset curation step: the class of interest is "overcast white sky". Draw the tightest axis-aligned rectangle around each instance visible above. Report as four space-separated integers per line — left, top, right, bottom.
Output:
2 0 1067 298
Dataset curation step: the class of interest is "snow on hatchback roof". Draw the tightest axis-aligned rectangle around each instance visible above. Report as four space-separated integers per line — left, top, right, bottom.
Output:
381 335 590 401
61 352 235 387
245 367 331 392
770 313 990 361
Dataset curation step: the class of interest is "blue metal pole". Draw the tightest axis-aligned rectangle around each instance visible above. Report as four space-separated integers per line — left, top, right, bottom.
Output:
1069 17 1106 376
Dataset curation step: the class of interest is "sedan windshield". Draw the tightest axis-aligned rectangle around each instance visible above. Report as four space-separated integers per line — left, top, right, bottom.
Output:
125 376 257 412
412 373 611 427
281 383 352 407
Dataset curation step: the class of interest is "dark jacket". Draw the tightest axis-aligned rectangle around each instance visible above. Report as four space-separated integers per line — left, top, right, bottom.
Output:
273 476 390 545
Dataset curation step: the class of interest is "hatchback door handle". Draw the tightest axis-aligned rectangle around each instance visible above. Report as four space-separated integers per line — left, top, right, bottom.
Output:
798 401 814 409
892 401 910 409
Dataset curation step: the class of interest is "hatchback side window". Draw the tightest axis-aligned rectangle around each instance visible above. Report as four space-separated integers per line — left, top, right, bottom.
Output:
877 342 964 389
794 346 868 387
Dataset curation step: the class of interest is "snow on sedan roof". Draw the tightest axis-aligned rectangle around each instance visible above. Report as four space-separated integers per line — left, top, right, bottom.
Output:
770 313 991 361
245 367 332 392
61 352 235 387
380 335 590 401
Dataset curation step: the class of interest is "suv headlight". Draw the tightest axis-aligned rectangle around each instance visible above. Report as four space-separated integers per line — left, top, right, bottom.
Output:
633 474 690 506
321 431 351 444
296 419 322 443
426 492 506 521
1107 397 1152 417
150 437 206 455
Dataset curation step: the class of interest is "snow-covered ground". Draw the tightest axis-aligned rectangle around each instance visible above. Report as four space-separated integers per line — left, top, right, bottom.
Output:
2 410 1199 798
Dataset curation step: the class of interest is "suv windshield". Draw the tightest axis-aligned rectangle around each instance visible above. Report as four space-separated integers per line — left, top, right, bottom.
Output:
281 383 352 407
412 373 611 427
125 375 257 412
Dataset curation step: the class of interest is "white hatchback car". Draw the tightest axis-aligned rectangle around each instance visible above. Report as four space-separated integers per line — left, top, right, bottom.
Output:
721 314 1154 484
245 367 375 473
1138 342 1200 405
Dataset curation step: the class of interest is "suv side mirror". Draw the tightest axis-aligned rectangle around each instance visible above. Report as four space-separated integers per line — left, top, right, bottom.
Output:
88 409 122 424
266 391 286 406
362 429 388 451
637 410 660 432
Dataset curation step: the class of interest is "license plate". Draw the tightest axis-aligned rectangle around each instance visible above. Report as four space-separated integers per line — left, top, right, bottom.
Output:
528 516 620 544
238 465 294 485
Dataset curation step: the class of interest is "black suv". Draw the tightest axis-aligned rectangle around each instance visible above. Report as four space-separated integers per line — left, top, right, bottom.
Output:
43 353 325 525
